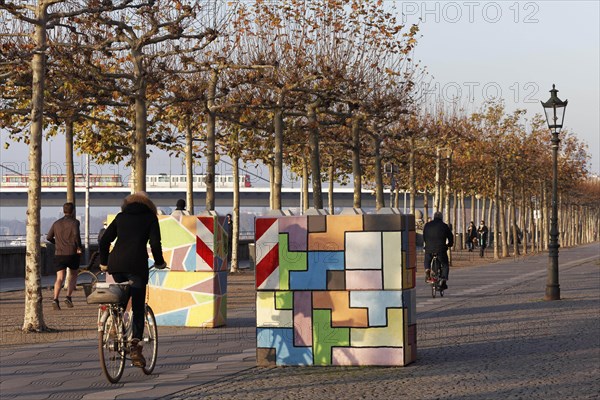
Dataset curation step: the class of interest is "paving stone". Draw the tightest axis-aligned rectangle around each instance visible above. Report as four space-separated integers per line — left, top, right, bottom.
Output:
1 246 598 399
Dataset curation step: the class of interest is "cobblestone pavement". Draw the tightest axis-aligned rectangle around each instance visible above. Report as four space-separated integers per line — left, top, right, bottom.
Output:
168 245 600 400
0 244 598 399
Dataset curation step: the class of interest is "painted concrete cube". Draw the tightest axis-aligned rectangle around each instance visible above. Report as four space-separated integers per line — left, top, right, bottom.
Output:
107 213 229 328
255 213 417 366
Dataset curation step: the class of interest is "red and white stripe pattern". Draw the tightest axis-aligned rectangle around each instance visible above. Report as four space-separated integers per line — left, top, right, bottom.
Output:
196 216 215 271
255 217 279 290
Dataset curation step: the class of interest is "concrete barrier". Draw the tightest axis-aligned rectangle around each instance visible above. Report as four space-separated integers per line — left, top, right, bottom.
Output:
0 244 60 278
255 210 417 367
144 213 229 328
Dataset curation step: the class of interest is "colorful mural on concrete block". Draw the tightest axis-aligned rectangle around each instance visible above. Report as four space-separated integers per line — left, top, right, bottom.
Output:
255 213 417 366
107 213 230 328
147 269 227 328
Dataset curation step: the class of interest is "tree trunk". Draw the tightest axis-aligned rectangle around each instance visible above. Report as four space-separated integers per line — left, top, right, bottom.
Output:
185 123 194 214
63 119 76 291
302 157 309 211
65 119 75 204
272 102 283 211
205 69 218 211
529 198 539 254
461 191 467 251
486 196 492 228
500 186 508 258
511 186 519 256
423 188 429 221
540 181 548 251
328 156 334 214
481 196 487 224
434 146 441 213
558 194 565 245
408 136 417 215
409 136 416 216
133 51 148 193
443 149 452 223
23 1 48 333
129 158 136 194
268 163 274 209
230 154 240 273
307 101 322 210
494 162 500 259
374 137 384 210
351 114 362 209
450 191 457 263
521 185 527 255
470 194 475 225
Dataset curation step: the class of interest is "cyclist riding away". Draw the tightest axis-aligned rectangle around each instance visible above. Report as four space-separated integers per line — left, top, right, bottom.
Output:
99 191 166 368
423 211 454 291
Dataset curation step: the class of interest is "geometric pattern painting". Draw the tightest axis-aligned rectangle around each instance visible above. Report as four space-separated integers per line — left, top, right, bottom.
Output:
147 269 227 328
255 212 417 366
155 213 229 272
142 212 229 327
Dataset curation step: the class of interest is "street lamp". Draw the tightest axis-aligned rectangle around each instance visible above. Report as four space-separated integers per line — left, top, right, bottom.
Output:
475 194 482 223
540 84 568 301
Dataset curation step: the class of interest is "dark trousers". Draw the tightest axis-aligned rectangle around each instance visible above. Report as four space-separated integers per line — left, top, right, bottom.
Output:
424 251 449 280
112 273 146 341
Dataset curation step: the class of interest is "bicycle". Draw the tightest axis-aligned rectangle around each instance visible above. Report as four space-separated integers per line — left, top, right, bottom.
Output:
428 253 445 298
85 271 159 383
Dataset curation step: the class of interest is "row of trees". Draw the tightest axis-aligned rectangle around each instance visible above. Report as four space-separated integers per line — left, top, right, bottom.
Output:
1 1 597 333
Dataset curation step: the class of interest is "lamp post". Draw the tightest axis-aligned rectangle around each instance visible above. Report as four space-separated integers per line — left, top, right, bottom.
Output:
540 84 568 301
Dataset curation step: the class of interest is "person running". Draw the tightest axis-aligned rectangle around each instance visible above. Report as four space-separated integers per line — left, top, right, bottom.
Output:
99 192 166 368
423 211 454 290
47 202 82 310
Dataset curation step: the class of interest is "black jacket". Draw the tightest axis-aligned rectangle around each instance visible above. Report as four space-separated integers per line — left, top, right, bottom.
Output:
467 225 477 241
478 225 489 246
99 196 165 280
423 218 454 254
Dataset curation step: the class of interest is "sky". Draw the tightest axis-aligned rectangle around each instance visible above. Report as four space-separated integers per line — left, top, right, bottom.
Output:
1 0 599 179
401 0 599 173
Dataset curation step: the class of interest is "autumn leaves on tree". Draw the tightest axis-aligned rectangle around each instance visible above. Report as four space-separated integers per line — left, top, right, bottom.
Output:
1 1 597 333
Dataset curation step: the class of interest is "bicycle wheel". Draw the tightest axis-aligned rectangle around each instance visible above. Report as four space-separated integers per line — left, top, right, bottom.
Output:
430 257 440 298
141 305 158 374
99 311 126 383
76 270 98 286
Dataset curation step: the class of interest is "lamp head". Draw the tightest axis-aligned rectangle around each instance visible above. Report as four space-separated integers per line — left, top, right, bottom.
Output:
540 84 568 134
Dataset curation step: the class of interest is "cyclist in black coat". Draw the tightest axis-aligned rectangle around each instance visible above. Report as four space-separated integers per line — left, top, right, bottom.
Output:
99 191 166 368
423 211 454 289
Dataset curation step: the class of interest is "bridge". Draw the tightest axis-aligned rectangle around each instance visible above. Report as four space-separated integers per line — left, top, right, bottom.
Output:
0 186 416 209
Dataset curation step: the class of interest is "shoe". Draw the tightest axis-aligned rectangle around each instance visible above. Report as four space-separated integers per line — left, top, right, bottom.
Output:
64 297 74 308
130 339 146 368
52 299 60 310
